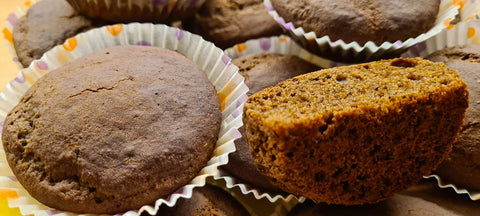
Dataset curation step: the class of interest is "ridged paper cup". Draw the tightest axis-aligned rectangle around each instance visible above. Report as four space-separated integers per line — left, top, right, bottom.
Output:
0 23 248 215
402 6 480 201
264 0 462 63
66 0 205 23
211 36 319 210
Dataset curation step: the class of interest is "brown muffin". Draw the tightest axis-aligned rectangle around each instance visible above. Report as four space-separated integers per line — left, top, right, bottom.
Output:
155 185 249 216
224 53 319 192
66 0 200 24
426 44 480 191
13 0 106 67
243 58 468 205
190 0 283 49
2 46 222 214
287 195 461 216
270 0 440 45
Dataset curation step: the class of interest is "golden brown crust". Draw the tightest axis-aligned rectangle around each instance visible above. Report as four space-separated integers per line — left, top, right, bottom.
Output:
243 58 468 205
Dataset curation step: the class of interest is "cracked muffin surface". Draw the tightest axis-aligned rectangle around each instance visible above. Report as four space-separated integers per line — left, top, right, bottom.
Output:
1 45 222 214
427 44 480 190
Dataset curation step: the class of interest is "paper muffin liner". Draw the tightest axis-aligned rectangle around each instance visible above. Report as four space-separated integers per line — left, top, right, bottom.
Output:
0 23 249 215
402 14 480 201
207 175 299 216
264 0 462 63
2 0 40 69
66 0 205 23
209 35 315 206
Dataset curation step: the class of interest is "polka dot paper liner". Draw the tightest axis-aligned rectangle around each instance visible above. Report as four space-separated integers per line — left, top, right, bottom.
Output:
402 14 480 201
0 23 249 216
264 0 463 63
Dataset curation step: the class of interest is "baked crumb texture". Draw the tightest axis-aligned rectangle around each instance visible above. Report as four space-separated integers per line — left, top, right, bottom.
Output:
243 58 468 205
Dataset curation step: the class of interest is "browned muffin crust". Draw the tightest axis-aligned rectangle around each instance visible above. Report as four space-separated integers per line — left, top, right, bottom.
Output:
190 0 283 49
224 53 319 192
2 46 222 214
13 0 106 67
243 58 468 205
156 185 249 216
270 0 440 45
427 44 480 190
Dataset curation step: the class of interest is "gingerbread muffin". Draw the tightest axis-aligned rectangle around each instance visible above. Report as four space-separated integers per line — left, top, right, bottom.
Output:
66 0 201 24
190 0 283 49
2 46 222 214
287 195 460 216
225 53 319 192
156 185 249 216
426 44 480 191
270 0 440 45
243 58 468 205
13 0 106 67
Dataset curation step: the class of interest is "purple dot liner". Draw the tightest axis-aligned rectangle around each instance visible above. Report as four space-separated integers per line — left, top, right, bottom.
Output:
259 38 272 51
14 73 26 83
222 55 231 65
6 13 17 26
35 61 48 70
176 29 184 41
136 41 152 46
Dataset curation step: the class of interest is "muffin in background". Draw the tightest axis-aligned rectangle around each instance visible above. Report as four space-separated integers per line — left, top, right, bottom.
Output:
225 53 320 193
269 0 440 45
13 0 107 67
66 0 204 23
154 185 249 216
189 0 283 49
427 44 480 191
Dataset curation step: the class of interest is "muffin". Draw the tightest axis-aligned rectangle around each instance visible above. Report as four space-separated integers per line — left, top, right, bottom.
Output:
2 45 222 214
13 0 106 67
225 53 319 192
189 0 283 49
287 195 460 216
155 185 249 216
66 0 202 24
243 58 468 205
269 0 440 45
426 44 480 191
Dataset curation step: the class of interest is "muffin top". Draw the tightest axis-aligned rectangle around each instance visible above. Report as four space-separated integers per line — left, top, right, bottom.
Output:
191 0 283 49
270 0 440 45
2 45 222 214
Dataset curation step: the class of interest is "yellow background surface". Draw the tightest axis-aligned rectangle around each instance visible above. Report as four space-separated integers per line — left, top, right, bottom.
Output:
0 0 23 93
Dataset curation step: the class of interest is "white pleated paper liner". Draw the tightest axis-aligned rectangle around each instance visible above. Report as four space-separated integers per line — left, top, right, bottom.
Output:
224 35 350 69
402 17 480 201
264 0 462 63
0 23 249 216
211 171 304 216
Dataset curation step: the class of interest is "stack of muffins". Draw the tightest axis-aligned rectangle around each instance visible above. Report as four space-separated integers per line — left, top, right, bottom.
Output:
1 0 480 215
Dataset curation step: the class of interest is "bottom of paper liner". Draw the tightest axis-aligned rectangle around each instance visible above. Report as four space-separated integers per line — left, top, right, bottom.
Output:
213 169 306 203
207 176 299 216
424 175 480 201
